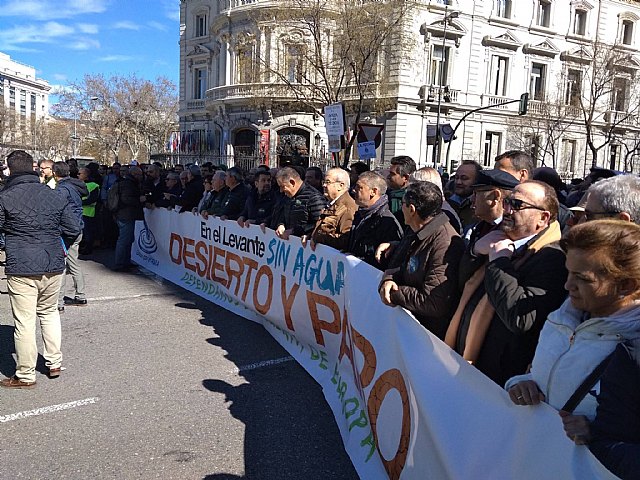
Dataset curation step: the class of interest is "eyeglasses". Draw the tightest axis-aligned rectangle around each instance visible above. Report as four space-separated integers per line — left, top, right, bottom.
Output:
503 197 546 212
583 210 621 221
322 180 341 186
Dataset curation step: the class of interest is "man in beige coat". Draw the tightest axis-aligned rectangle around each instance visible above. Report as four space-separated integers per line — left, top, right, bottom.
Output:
309 168 358 251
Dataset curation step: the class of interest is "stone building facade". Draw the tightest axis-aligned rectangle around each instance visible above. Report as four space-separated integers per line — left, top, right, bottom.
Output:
178 0 640 176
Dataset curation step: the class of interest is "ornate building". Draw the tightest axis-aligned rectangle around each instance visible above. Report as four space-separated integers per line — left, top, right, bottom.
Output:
178 0 640 176
0 52 51 157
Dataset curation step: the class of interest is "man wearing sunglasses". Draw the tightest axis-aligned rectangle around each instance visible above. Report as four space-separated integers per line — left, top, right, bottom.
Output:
581 174 640 225
445 181 568 386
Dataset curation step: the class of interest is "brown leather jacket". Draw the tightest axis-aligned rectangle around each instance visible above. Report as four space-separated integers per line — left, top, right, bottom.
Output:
380 212 464 340
311 192 358 251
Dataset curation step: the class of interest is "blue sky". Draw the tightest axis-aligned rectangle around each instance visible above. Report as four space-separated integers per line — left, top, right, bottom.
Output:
0 0 180 104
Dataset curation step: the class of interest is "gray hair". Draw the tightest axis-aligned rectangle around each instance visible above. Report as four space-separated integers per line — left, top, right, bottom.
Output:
326 167 350 188
588 174 640 224
166 172 180 181
412 167 443 196
213 170 226 181
358 171 387 195
179 171 189 181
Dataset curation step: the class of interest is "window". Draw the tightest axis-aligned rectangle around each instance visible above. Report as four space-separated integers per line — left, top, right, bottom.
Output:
529 63 546 101
622 20 634 45
562 139 577 173
430 45 451 85
9 87 15 106
610 144 620 170
536 1 551 28
286 45 305 83
194 67 207 99
237 45 256 83
30 94 36 112
195 14 207 37
496 0 512 18
19 90 26 116
484 132 502 167
612 77 629 111
574 9 587 35
565 69 582 106
525 134 541 162
489 55 509 96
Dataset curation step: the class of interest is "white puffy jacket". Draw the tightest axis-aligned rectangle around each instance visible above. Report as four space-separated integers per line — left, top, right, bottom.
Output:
505 299 640 420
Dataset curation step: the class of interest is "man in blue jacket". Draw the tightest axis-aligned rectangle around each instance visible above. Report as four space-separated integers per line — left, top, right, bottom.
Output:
0 151 81 388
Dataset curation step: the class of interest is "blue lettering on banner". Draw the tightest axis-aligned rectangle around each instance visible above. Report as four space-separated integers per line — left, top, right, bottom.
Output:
291 247 345 295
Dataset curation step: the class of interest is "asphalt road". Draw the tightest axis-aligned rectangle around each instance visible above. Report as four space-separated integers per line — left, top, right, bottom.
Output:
0 249 359 480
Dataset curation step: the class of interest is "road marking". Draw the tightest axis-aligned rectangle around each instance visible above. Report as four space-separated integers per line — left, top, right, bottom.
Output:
0 397 99 424
88 293 167 302
238 356 295 373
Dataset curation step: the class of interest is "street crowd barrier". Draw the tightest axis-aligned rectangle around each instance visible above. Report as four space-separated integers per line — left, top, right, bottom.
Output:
133 208 615 480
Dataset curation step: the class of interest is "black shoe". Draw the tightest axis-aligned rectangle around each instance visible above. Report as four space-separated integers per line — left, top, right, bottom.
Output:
58 306 65 313
64 296 88 306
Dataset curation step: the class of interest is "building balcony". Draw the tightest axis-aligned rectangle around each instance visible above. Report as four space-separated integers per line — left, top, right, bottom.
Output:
482 94 512 110
425 85 459 103
186 100 205 110
205 82 380 104
219 0 274 13
604 110 637 127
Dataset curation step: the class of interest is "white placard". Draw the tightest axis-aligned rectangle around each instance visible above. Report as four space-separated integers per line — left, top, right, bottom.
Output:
324 103 345 136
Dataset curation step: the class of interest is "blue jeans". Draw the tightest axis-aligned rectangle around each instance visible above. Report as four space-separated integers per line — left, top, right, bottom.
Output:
115 219 136 268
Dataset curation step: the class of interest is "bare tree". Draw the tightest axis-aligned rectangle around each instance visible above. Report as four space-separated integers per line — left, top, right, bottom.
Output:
54 74 178 163
577 41 640 167
248 0 414 167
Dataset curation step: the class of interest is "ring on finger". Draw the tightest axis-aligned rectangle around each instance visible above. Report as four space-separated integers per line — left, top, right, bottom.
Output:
517 395 524 400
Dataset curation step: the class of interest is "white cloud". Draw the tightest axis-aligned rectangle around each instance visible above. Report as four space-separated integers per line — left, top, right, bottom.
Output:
0 21 75 50
97 55 136 62
52 73 68 81
160 0 180 22
113 21 140 31
147 21 168 32
69 38 101 51
77 23 99 34
0 0 108 20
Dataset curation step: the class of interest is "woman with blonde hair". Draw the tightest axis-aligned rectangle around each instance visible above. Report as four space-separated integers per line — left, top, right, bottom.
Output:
506 220 640 445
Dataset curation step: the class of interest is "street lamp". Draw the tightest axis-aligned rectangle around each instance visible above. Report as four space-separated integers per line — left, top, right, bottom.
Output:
433 8 459 169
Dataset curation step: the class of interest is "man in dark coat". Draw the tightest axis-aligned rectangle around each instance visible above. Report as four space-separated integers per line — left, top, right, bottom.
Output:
238 169 276 226
274 166 326 238
54 161 89 311
347 171 403 268
113 166 145 271
378 181 463 339
0 150 81 388
219 167 249 220
445 180 568 386
176 165 204 213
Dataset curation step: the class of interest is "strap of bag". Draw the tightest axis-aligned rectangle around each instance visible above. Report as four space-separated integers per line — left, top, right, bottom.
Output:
561 351 615 413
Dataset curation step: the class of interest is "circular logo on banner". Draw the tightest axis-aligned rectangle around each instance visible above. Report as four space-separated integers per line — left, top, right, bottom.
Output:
138 220 157 254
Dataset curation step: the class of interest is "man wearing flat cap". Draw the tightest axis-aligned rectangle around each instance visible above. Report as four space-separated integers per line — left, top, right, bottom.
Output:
446 179 568 386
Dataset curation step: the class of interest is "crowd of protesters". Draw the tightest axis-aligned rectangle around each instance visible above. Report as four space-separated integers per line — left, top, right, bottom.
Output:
1 149 639 478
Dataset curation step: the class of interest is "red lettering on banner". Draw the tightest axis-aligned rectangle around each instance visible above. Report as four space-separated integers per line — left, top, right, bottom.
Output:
367 369 411 480
169 233 182 264
211 246 228 287
195 241 209 277
183 237 196 272
280 276 300 331
307 291 341 347
339 309 377 390
225 251 244 296
253 265 273 315
241 257 259 302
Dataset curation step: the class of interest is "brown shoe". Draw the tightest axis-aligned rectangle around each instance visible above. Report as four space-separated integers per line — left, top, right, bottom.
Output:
1 376 36 389
48 367 61 378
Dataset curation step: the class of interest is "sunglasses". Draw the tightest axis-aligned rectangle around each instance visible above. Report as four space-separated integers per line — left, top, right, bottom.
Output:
503 197 546 212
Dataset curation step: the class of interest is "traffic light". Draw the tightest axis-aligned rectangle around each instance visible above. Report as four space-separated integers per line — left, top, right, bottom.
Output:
519 93 529 115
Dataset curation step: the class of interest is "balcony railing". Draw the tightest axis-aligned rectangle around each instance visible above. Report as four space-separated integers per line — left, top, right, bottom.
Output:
219 0 263 13
206 82 380 103
186 100 205 110
604 110 637 126
426 85 459 103
482 94 511 109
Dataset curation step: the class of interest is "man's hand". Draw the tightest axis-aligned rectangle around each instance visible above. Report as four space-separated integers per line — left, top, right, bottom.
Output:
237 216 246 228
488 239 516 262
379 280 399 306
275 224 286 238
259 223 267 234
375 243 394 263
201 211 209 220
139 195 147 203
559 411 591 445
473 229 509 256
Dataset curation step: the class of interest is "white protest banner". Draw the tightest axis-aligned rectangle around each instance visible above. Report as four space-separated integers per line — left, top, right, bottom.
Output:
133 210 615 480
